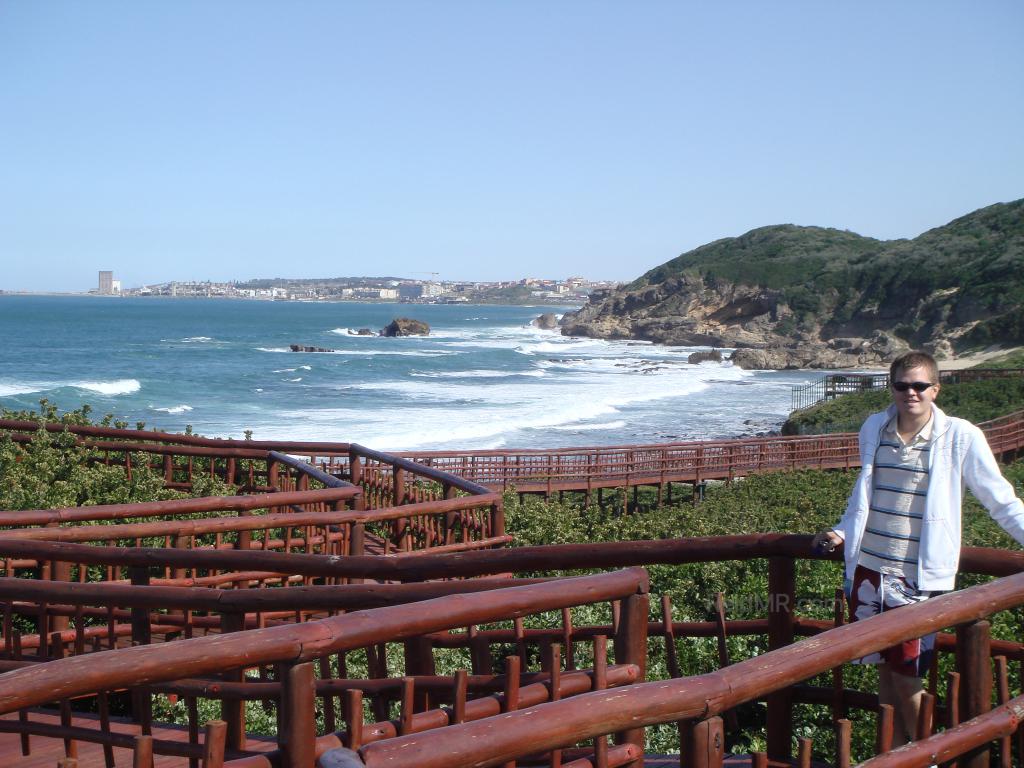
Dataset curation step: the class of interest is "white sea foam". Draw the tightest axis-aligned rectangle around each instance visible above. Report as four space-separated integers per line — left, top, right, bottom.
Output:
0 381 46 397
328 349 461 357
151 404 193 414
260 346 455 357
329 327 374 337
410 369 546 379
432 324 560 347
71 379 141 396
10 305 802 450
551 420 627 431
286 356 733 449
162 336 226 344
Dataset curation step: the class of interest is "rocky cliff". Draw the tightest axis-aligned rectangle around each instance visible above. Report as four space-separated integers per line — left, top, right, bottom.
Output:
562 199 1024 369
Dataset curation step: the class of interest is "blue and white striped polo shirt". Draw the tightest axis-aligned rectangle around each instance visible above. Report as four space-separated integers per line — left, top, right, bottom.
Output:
857 415 932 579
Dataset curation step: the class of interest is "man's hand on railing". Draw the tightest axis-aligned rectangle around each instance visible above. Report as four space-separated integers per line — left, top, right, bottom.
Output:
811 530 842 554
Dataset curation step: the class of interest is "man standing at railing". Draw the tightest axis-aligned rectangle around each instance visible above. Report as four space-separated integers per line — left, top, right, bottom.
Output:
812 350 1024 746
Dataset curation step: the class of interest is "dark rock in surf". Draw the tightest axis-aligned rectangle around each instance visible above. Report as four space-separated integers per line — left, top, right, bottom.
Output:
688 349 723 365
380 318 430 337
290 344 337 353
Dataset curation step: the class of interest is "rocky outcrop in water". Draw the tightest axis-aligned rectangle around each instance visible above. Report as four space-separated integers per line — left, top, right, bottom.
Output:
381 318 430 337
290 344 337 353
532 313 559 330
687 349 723 365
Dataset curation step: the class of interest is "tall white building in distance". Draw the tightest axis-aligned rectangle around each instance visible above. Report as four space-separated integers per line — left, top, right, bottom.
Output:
98 271 115 295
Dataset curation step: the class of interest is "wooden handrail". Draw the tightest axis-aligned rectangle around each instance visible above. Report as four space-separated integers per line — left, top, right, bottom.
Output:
356 571 1024 768
0 486 360 527
0 568 650 715
4 410 1021 499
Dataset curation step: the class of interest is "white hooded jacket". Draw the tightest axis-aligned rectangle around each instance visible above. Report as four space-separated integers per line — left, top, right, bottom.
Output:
833 403 1024 591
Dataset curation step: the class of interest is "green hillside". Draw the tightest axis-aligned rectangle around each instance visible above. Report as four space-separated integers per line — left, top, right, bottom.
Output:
628 199 1024 347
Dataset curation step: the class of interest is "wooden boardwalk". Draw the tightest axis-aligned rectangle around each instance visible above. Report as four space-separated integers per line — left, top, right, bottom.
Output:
0 711 276 767
0 717 799 768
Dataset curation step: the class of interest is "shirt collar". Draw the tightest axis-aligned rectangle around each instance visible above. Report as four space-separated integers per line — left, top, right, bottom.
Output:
884 414 933 444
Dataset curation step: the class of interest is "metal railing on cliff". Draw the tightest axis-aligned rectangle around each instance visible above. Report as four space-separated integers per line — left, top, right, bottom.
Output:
790 367 1024 412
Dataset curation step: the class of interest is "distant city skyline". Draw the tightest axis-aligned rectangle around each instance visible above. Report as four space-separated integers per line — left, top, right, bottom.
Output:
73 270 611 304
1 2 1022 293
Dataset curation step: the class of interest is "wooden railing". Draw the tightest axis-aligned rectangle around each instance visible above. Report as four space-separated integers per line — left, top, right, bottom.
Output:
0 422 507 560
350 571 1024 768
397 409 1024 501
0 537 1020 767
0 555 649 767
5 407 1023 508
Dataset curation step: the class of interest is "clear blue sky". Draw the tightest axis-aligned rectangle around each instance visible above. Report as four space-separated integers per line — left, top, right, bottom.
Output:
1 1 1021 292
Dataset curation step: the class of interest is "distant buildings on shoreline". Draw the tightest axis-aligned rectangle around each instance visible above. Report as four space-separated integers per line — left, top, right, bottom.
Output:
96 271 121 295
95 273 618 304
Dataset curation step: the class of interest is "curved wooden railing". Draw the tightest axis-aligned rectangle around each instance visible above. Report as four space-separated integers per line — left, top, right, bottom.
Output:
0 422 507 559
398 409 1024 498
4 408 1022 503
351 573 1024 768
0 536 1021 766
2 413 1024 766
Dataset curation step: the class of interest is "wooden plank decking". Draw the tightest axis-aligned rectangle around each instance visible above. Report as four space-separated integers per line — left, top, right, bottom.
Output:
0 717 826 768
0 710 276 767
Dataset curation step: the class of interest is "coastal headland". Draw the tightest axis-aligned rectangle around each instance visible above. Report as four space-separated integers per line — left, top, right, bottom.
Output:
561 198 1024 370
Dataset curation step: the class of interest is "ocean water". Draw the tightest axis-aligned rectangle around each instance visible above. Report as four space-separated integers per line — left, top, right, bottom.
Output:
0 296 818 450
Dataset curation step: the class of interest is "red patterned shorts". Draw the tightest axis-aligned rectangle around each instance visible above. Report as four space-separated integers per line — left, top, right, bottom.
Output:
846 565 939 678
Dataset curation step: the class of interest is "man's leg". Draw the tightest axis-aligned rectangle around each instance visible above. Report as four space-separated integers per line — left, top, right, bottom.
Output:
878 663 925 746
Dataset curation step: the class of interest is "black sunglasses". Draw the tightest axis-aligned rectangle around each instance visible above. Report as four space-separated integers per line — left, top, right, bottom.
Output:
892 381 935 393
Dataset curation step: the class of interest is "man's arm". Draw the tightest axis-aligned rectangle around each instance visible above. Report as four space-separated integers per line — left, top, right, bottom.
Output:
964 425 1024 546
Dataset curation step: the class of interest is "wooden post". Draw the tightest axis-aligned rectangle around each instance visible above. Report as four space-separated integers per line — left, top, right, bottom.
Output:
127 566 154 729
613 590 649 766
957 619 992 768
348 451 363 485
835 719 851 768
132 735 154 768
393 465 406 507
685 716 724 768
403 637 436 712
766 556 795 762
128 567 152 646
220 612 247 751
202 720 227 768
490 501 505 538
281 662 317 768
50 552 72 633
